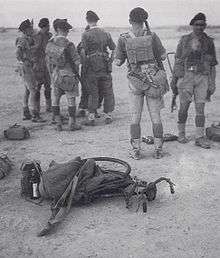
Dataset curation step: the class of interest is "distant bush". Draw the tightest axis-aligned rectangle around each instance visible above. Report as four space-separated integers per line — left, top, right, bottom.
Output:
0 27 7 33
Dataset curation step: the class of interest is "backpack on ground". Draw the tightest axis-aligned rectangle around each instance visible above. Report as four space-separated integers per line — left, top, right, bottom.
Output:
4 124 30 140
206 122 220 142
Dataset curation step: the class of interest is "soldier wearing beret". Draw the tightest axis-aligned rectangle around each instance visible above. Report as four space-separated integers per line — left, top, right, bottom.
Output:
76 25 103 118
172 13 218 149
81 10 116 126
32 18 53 113
16 19 45 122
115 7 168 159
45 19 81 131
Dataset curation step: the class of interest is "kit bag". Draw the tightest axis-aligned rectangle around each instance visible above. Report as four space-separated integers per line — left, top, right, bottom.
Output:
4 124 30 140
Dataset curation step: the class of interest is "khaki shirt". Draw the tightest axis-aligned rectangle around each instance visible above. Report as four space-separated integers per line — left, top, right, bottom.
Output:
15 34 35 64
174 32 218 77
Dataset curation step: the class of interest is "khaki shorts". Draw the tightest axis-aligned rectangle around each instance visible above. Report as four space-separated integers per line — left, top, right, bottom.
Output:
177 72 209 104
128 80 165 110
21 64 37 91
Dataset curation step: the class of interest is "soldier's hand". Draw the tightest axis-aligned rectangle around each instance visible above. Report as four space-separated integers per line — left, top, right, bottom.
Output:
208 87 216 96
114 59 122 66
161 53 166 61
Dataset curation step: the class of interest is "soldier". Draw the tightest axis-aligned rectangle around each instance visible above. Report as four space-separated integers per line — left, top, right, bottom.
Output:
32 18 52 113
45 19 81 131
81 10 116 125
172 13 218 149
76 28 103 118
16 19 45 122
115 7 169 159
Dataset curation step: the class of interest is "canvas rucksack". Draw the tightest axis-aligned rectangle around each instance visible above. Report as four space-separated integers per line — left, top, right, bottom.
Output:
46 39 66 68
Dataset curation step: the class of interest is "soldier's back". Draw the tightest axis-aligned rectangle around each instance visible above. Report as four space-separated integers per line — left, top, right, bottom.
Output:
82 27 110 53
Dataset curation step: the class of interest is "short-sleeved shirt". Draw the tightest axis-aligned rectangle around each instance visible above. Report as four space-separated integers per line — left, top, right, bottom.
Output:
46 35 80 73
115 29 166 71
81 27 116 55
174 32 218 77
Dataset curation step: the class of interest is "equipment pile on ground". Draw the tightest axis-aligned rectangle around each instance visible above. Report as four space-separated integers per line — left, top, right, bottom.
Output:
20 157 175 236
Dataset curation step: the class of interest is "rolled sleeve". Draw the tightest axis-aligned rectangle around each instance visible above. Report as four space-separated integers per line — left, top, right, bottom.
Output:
209 40 218 66
152 33 166 57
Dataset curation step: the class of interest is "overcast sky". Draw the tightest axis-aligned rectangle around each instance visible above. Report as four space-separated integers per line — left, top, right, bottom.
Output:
1 0 220 28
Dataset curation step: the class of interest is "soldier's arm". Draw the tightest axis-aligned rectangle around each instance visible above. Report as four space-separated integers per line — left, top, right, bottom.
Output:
115 36 127 66
15 38 26 62
173 37 184 78
66 42 81 72
152 33 166 60
107 32 116 61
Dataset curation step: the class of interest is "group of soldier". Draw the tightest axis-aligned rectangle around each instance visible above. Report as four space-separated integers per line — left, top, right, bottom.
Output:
15 7 218 160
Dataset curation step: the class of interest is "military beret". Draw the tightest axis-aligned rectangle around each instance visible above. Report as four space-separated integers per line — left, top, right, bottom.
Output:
129 7 148 23
18 19 32 32
190 12 206 25
38 18 49 28
53 19 72 31
86 10 99 22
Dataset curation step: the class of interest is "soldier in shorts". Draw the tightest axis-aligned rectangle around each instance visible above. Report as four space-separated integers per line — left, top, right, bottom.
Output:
32 18 52 113
172 13 218 149
81 11 116 126
16 19 45 122
115 8 169 159
46 19 81 131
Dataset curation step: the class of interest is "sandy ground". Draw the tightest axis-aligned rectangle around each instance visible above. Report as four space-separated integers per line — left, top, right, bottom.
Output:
0 28 220 258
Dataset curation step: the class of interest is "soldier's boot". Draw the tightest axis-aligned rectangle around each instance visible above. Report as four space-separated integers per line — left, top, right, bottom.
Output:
104 112 113 124
195 127 211 149
82 113 95 126
76 108 86 118
68 106 82 131
152 123 164 159
129 124 141 160
177 123 188 143
23 107 32 120
31 110 46 123
129 138 141 160
153 138 163 159
45 90 52 112
95 110 101 118
52 106 62 131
